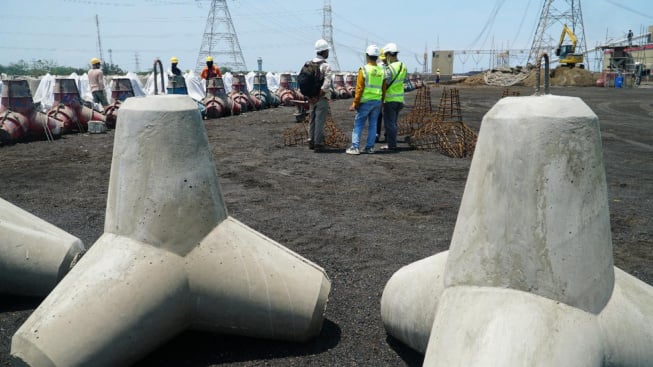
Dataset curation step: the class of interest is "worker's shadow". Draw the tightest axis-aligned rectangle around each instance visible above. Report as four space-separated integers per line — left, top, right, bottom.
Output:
135 319 342 366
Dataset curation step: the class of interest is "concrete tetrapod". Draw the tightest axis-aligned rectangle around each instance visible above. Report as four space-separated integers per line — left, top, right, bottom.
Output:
11 95 331 367
0 197 85 297
381 95 653 366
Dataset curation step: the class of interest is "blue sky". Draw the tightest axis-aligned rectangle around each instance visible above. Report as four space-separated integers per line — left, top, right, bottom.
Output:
1 0 651 74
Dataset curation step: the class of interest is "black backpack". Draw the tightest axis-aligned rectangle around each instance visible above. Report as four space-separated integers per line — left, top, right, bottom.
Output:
297 60 325 98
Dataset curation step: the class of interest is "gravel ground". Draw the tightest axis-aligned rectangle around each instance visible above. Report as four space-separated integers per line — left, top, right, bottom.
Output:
1 84 651 366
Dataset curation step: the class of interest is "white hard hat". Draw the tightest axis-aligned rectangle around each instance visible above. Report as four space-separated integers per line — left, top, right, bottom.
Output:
315 39 330 52
384 43 399 53
365 44 380 57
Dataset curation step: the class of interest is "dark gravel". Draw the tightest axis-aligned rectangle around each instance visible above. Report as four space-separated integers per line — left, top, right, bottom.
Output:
1 84 651 366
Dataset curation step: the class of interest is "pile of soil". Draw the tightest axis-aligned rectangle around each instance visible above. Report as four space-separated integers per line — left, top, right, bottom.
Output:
521 66 597 87
0 85 651 366
461 72 487 86
460 66 597 88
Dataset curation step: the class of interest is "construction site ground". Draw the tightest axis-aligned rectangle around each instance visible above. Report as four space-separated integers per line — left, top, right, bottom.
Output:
1 84 652 366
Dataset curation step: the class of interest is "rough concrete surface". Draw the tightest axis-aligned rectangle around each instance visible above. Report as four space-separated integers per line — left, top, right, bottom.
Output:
0 85 651 366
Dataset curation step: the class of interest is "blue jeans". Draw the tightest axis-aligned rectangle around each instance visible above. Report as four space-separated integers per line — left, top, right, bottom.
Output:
383 102 403 148
351 100 381 149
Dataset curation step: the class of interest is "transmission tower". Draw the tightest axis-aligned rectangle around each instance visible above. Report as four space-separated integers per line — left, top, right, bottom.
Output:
134 52 141 72
322 0 340 71
195 0 247 73
527 0 588 68
95 15 105 65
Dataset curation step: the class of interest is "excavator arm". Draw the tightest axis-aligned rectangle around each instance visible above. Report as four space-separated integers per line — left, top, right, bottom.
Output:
555 24 584 67
558 24 578 50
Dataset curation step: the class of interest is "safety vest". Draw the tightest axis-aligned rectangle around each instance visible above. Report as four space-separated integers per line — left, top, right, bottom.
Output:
385 61 406 103
361 64 384 103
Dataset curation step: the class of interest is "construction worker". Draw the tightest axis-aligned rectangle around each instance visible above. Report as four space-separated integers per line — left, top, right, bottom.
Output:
346 44 384 155
381 43 406 151
376 48 386 143
200 56 222 79
88 58 109 108
305 38 333 152
627 30 634 47
436 68 441 86
169 56 182 76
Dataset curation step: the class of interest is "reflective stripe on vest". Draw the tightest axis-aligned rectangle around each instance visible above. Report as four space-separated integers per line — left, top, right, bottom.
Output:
361 64 384 103
385 61 406 103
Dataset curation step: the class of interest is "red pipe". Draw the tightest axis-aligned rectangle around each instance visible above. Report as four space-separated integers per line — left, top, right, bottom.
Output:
48 78 106 133
1 79 63 144
234 74 262 110
47 104 77 134
0 110 29 143
229 92 249 113
333 74 351 99
104 78 135 128
202 77 234 118
345 74 357 96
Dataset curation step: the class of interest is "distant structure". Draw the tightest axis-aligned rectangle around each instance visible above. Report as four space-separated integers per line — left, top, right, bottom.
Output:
423 44 429 74
322 0 340 71
528 0 588 68
195 0 247 73
432 51 454 81
95 15 105 67
134 52 140 73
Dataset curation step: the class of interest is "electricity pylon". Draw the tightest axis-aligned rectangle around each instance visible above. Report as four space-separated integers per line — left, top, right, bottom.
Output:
195 0 247 73
527 0 588 68
322 0 340 71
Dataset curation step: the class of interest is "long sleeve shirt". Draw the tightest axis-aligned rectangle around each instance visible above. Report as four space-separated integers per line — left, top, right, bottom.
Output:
88 68 105 92
351 62 387 109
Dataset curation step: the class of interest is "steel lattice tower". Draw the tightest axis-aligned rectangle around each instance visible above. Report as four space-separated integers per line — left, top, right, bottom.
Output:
195 0 247 73
95 15 105 66
527 0 588 68
322 0 340 71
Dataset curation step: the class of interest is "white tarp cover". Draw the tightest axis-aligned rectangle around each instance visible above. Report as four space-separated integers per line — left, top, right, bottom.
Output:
143 69 209 101
32 73 55 111
244 71 280 93
267 72 280 91
32 73 111 112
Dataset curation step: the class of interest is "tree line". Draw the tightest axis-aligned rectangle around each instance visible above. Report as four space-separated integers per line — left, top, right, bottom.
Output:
0 60 126 78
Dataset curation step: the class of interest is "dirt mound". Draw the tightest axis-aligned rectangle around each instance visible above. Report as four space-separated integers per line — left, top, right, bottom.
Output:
521 66 597 87
461 73 487 86
460 67 597 88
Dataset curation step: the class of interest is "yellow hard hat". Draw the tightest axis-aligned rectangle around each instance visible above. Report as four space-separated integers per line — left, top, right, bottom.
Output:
170 56 178 63
206 56 213 62
90 58 101 65
380 48 386 61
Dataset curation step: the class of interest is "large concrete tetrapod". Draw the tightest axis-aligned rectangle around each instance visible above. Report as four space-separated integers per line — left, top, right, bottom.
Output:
381 95 653 366
11 95 331 367
0 197 85 297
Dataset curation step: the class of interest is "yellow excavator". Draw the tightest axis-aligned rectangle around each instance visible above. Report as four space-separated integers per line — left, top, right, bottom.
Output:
555 24 584 68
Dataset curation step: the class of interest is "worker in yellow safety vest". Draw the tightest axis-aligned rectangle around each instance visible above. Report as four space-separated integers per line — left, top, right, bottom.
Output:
347 44 385 155
375 48 386 142
380 42 406 151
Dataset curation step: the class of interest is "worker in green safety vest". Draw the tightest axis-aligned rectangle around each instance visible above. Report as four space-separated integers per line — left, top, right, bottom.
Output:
347 44 385 155
381 43 406 151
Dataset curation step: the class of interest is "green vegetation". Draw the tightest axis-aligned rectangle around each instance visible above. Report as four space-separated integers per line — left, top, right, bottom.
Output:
0 60 126 77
